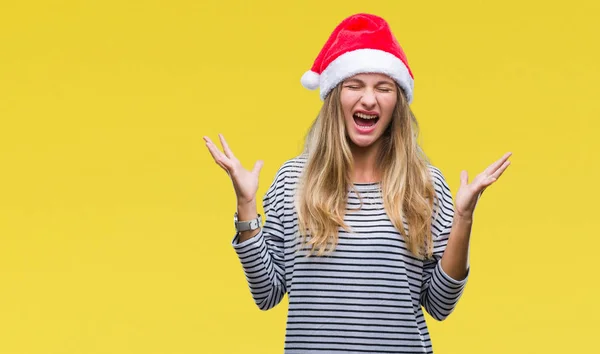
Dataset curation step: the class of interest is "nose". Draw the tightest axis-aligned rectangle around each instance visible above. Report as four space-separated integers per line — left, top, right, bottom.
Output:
360 89 377 109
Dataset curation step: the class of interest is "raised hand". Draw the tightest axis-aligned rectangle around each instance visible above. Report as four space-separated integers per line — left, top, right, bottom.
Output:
203 134 264 206
454 152 512 219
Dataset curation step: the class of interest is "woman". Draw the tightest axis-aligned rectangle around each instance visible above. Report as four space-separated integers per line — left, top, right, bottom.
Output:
204 13 511 354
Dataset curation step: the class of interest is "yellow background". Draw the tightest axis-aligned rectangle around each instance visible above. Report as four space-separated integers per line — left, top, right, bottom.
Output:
1 0 598 353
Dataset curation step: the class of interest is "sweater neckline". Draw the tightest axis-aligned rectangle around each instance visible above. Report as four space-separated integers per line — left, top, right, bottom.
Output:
351 181 381 191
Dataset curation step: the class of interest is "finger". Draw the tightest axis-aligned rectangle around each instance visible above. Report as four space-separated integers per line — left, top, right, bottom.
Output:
218 134 236 159
215 160 230 173
204 137 228 162
480 160 511 189
203 136 215 145
490 160 511 180
460 170 468 187
205 141 228 170
205 140 233 171
484 152 512 176
252 160 264 175
484 152 511 175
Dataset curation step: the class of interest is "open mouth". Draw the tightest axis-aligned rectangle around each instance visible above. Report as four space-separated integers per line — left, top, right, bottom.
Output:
353 112 379 128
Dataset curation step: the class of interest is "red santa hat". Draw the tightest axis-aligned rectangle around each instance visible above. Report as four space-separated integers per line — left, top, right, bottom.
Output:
301 13 415 104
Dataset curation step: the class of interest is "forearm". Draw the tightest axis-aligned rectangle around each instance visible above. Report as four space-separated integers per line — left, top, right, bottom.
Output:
421 215 471 320
440 214 473 281
231 227 286 310
232 197 287 311
237 199 261 242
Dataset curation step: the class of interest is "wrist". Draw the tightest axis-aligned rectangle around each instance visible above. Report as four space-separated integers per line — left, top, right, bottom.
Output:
237 199 257 218
237 199 256 209
454 211 473 224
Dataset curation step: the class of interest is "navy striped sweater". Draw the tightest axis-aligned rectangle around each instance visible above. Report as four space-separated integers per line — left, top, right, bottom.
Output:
232 155 468 353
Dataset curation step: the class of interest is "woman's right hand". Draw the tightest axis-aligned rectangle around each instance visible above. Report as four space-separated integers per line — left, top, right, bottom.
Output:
203 134 264 206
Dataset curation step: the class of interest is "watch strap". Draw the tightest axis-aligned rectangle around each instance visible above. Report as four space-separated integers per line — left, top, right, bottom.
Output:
234 213 262 232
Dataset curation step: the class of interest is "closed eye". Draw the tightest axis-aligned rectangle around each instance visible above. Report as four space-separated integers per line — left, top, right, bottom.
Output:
377 87 394 92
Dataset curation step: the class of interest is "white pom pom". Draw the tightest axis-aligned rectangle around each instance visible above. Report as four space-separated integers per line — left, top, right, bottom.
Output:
300 70 320 90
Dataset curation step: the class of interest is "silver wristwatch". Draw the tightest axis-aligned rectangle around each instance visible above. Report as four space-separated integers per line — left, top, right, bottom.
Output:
234 212 262 232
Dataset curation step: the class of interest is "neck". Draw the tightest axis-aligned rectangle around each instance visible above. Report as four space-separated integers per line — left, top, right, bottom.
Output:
350 140 381 183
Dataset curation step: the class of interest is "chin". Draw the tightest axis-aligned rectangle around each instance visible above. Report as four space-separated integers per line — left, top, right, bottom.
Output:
348 135 379 149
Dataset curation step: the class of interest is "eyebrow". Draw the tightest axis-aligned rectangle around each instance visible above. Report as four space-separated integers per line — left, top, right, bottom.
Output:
344 78 395 86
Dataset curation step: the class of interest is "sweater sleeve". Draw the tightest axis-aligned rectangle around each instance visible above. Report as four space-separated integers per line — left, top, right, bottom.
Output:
230 168 287 311
420 166 469 321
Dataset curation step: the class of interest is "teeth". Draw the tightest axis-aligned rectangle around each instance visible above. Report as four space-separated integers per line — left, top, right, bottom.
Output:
354 112 378 119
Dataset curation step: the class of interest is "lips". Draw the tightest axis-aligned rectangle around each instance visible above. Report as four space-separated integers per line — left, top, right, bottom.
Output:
352 111 379 134
353 111 379 129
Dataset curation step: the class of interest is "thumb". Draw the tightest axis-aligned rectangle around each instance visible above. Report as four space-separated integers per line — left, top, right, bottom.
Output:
460 170 468 187
252 160 264 176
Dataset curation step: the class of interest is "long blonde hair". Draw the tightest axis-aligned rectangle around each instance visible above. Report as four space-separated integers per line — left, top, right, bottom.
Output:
295 84 438 259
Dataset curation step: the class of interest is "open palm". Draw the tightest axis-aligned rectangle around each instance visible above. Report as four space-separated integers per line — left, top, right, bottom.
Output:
454 152 512 218
203 134 263 205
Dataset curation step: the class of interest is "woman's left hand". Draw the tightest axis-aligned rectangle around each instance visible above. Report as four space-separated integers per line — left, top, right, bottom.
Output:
454 152 512 219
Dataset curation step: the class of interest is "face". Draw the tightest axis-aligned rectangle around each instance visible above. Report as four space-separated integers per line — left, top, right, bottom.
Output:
340 73 398 150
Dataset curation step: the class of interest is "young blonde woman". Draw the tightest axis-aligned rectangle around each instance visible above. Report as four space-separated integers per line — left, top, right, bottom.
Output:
204 13 511 354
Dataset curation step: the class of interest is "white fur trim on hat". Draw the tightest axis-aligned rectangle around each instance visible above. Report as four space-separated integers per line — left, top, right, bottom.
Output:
319 48 414 103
